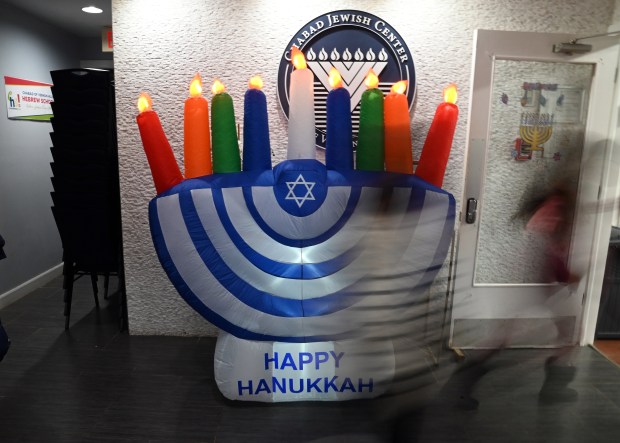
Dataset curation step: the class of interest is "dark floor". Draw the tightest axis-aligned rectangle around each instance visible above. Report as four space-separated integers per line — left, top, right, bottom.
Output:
1 276 620 442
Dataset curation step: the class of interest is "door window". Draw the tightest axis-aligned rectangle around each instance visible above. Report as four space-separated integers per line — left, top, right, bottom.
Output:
475 60 593 284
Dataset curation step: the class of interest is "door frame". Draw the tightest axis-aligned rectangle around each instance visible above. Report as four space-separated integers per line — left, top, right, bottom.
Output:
451 29 620 348
582 37 620 345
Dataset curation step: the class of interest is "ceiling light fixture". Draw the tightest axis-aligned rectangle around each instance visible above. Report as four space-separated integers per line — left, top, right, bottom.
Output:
82 6 103 14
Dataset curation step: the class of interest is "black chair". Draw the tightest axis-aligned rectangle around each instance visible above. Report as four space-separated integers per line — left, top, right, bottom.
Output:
49 69 127 331
0 235 8 362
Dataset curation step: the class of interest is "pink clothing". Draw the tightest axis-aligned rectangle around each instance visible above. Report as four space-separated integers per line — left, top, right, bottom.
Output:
526 194 565 236
526 194 574 283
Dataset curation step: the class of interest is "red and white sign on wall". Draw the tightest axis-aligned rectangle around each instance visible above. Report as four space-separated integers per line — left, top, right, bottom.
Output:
102 26 113 52
4 76 53 121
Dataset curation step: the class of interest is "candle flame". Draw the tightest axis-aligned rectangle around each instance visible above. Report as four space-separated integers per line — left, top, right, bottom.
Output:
212 79 226 95
249 75 263 90
444 83 458 104
189 73 203 97
291 46 307 70
391 80 408 95
365 69 379 89
328 68 343 89
137 92 152 113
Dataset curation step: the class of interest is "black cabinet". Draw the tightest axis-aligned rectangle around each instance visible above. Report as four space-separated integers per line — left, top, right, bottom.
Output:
595 226 620 339
49 69 126 330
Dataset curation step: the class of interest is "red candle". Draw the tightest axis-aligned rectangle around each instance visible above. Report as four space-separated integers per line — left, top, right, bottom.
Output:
184 73 212 178
384 80 413 174
136 92 183 194
415 84 459 187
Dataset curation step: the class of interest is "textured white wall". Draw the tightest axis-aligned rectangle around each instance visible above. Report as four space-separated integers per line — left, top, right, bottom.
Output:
112 0 614 335
614 0 620 25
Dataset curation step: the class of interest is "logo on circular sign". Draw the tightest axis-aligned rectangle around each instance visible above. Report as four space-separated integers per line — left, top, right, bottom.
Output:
277 10 416 150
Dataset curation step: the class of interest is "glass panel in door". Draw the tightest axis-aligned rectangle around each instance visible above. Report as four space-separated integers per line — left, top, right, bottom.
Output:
474 60 593 284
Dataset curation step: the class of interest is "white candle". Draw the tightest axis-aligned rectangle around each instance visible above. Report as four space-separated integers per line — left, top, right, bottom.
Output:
287 46 316 159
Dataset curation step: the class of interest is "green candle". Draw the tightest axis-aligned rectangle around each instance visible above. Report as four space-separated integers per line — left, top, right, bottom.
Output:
211 80 241 173
356 70 384 171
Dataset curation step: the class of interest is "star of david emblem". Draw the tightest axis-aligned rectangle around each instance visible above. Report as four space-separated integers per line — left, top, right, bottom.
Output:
285 174 316 208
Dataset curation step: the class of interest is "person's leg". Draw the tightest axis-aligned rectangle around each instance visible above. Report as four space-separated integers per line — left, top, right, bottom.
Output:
539 350 578 403
539 314 578 403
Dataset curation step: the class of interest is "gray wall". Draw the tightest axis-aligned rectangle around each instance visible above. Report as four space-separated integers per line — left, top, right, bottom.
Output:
79 36 114 69
0 2 79 296
112 0 615 336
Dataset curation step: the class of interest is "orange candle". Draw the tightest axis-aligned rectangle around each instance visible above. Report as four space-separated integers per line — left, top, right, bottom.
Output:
184 73 212 178
415 84 459 187
384 80 412 174
136 93 183 194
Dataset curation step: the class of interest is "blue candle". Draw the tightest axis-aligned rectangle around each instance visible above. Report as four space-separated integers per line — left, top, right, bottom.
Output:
325 68 353 170
243 76 271 171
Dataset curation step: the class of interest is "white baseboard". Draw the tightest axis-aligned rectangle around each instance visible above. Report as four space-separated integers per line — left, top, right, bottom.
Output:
0 263 63 310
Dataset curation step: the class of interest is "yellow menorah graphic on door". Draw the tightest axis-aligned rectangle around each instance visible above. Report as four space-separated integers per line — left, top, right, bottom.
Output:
519 112 553 157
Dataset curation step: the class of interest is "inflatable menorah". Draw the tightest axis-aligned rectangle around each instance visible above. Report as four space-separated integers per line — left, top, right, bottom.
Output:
136 56 457 402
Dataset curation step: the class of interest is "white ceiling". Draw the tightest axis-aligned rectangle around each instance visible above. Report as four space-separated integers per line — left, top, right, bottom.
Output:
3 0 112 38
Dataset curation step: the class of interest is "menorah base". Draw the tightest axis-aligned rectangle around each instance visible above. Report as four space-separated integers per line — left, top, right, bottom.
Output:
214 331 396 402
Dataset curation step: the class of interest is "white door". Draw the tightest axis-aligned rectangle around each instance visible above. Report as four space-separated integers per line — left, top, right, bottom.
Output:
451 30 619 349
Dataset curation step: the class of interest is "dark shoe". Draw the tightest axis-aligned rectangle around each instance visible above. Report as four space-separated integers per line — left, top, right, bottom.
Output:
538 357 578 404
456 394 479 410
444 357 491 411
539 386 578 404
0 318 10 362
